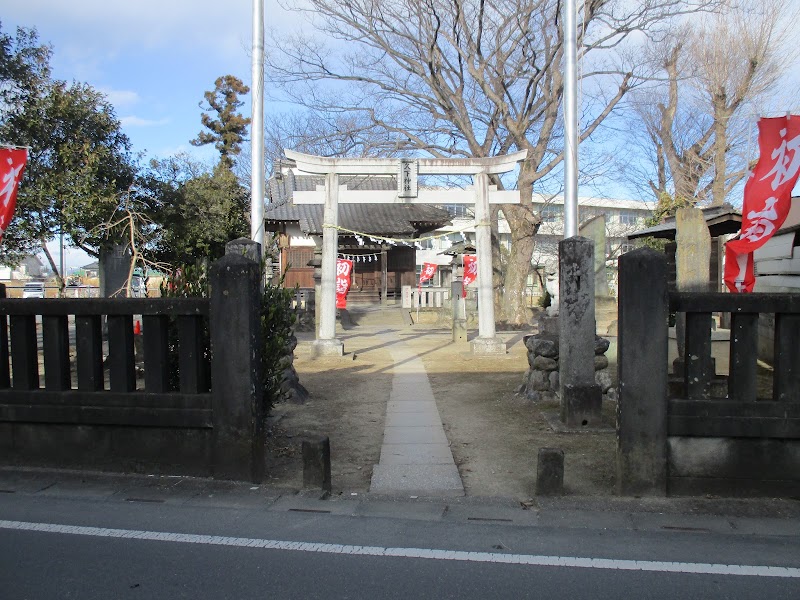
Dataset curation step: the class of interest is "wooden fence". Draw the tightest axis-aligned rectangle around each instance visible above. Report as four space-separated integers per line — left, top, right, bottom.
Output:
0 253 266 482
617 247 800 497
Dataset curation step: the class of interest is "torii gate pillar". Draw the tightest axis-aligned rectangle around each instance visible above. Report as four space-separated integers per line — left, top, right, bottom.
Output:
471 172 505 354
315 172 345 356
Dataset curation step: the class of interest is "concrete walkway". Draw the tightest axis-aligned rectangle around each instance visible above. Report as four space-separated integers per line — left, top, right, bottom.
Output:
369 331 464 497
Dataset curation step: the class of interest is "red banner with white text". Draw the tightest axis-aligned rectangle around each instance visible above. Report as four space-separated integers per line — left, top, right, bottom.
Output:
335 258 353 309
418 262 437 287
0 148 28 242
725 116 800 292
462 255 477 298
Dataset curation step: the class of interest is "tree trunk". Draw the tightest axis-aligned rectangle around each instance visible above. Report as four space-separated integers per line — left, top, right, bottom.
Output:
501 203 539 325
711 102 729 206
40 239 64 295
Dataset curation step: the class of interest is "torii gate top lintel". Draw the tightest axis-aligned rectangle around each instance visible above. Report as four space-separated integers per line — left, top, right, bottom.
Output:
284 149 528 176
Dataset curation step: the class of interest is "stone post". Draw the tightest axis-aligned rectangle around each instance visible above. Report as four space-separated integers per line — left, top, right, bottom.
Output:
616 248 668 496
558 236 602 427
226 237 262 262
381 246 389 305
316 172 344 355
99 243 132 298
536 447 565 496
471 173 506 355
309 245 322 340
210 250 266 482
452 280 468 345
302 435 332 492
675 207 711 361
578 215 609 296
579 215 617 334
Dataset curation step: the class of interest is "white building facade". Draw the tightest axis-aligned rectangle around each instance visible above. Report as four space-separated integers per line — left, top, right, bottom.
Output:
415 195 652 300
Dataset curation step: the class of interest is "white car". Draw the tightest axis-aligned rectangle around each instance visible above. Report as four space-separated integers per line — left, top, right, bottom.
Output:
22 282 45 298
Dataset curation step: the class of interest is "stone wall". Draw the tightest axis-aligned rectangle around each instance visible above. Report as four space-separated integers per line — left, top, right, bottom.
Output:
520 332 615 402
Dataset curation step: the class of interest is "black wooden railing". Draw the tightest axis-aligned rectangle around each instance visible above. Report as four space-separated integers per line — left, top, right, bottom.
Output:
0 250 266 482
668 292 800 441
617 247 800 497
0 297 210 427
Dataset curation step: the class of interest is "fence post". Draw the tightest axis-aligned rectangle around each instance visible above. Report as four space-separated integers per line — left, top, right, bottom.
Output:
210 248 265 482
617 248 668 496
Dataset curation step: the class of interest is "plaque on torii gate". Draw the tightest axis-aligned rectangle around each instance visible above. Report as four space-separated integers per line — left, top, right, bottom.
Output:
284 149 528 356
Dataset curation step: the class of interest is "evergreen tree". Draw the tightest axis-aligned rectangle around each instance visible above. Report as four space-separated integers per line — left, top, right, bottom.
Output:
190 75 251 169
0 23 135 276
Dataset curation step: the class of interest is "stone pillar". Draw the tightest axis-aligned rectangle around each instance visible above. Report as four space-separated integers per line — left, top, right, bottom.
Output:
381 246 389 305
309 245 322 341
536 447 565 496
210 251 265 482
302 435 332 492
578 215 609 296
225 237 261 262
558 236 602 427
99 243 132 298
579 215 617 335
616 248 668 496
452 280 468 345
674 207 711 363
316 172 344 356
471 173 506 355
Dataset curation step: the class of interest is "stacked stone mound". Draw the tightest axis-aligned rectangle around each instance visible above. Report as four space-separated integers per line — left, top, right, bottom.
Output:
521 333 615 402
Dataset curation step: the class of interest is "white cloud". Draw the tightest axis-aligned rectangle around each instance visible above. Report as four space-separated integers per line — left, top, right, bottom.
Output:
120 115 170 128
100 88 140 108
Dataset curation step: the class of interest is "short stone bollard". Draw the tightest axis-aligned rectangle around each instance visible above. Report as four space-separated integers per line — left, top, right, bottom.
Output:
302 435 332 493
536 447 564 496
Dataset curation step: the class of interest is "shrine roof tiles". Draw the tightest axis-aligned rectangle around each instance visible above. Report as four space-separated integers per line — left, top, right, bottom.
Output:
266 170 451 236
265 202 451 236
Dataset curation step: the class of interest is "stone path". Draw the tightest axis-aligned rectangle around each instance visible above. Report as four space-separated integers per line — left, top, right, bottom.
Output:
369 331 464 497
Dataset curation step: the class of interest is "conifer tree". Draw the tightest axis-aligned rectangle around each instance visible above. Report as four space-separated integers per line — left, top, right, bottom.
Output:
191 75 251 169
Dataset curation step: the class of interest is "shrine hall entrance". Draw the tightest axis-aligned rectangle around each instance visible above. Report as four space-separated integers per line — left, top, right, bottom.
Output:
344 246 416 304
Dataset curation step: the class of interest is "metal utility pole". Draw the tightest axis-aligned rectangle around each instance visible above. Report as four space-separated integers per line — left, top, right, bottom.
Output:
563 0 578 238
250 0 265 252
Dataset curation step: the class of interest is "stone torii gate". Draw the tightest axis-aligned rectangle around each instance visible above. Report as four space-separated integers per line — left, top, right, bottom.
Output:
284 149 528 356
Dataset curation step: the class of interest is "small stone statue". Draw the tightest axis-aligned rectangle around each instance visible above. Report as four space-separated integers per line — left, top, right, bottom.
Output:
545 272 559 317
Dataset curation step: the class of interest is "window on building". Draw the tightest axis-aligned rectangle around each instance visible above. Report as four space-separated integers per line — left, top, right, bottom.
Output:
441 204 473 218
416 238 435 250
579 207 604 222
539 204 563 222
618 210 640 226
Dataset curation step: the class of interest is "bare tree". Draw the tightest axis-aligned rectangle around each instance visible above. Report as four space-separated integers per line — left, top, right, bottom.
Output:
83 189 171 297
622 0 797 208
269 0 719 323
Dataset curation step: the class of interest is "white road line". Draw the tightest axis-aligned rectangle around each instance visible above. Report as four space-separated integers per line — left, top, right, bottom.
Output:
1 519 798 578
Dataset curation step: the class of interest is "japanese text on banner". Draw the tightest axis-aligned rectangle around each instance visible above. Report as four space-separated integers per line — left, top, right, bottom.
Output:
335 258 353 309
0 148 28 241
462 255 477 298
725 116 800 293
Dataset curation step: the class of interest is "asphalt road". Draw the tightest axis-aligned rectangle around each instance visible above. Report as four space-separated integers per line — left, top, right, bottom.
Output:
2 493 799 599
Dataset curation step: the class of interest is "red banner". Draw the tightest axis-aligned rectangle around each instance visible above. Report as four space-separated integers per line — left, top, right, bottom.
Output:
725 116 800 292
462 255 477 298
0 148 28 241
418 262 437 286
335 258 353 309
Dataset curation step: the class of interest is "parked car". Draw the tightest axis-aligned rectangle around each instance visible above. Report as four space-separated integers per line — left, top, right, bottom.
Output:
22 281 45 298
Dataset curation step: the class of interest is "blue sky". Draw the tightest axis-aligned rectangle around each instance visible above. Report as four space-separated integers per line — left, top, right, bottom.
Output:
5 1 294 268
5 1 293 163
